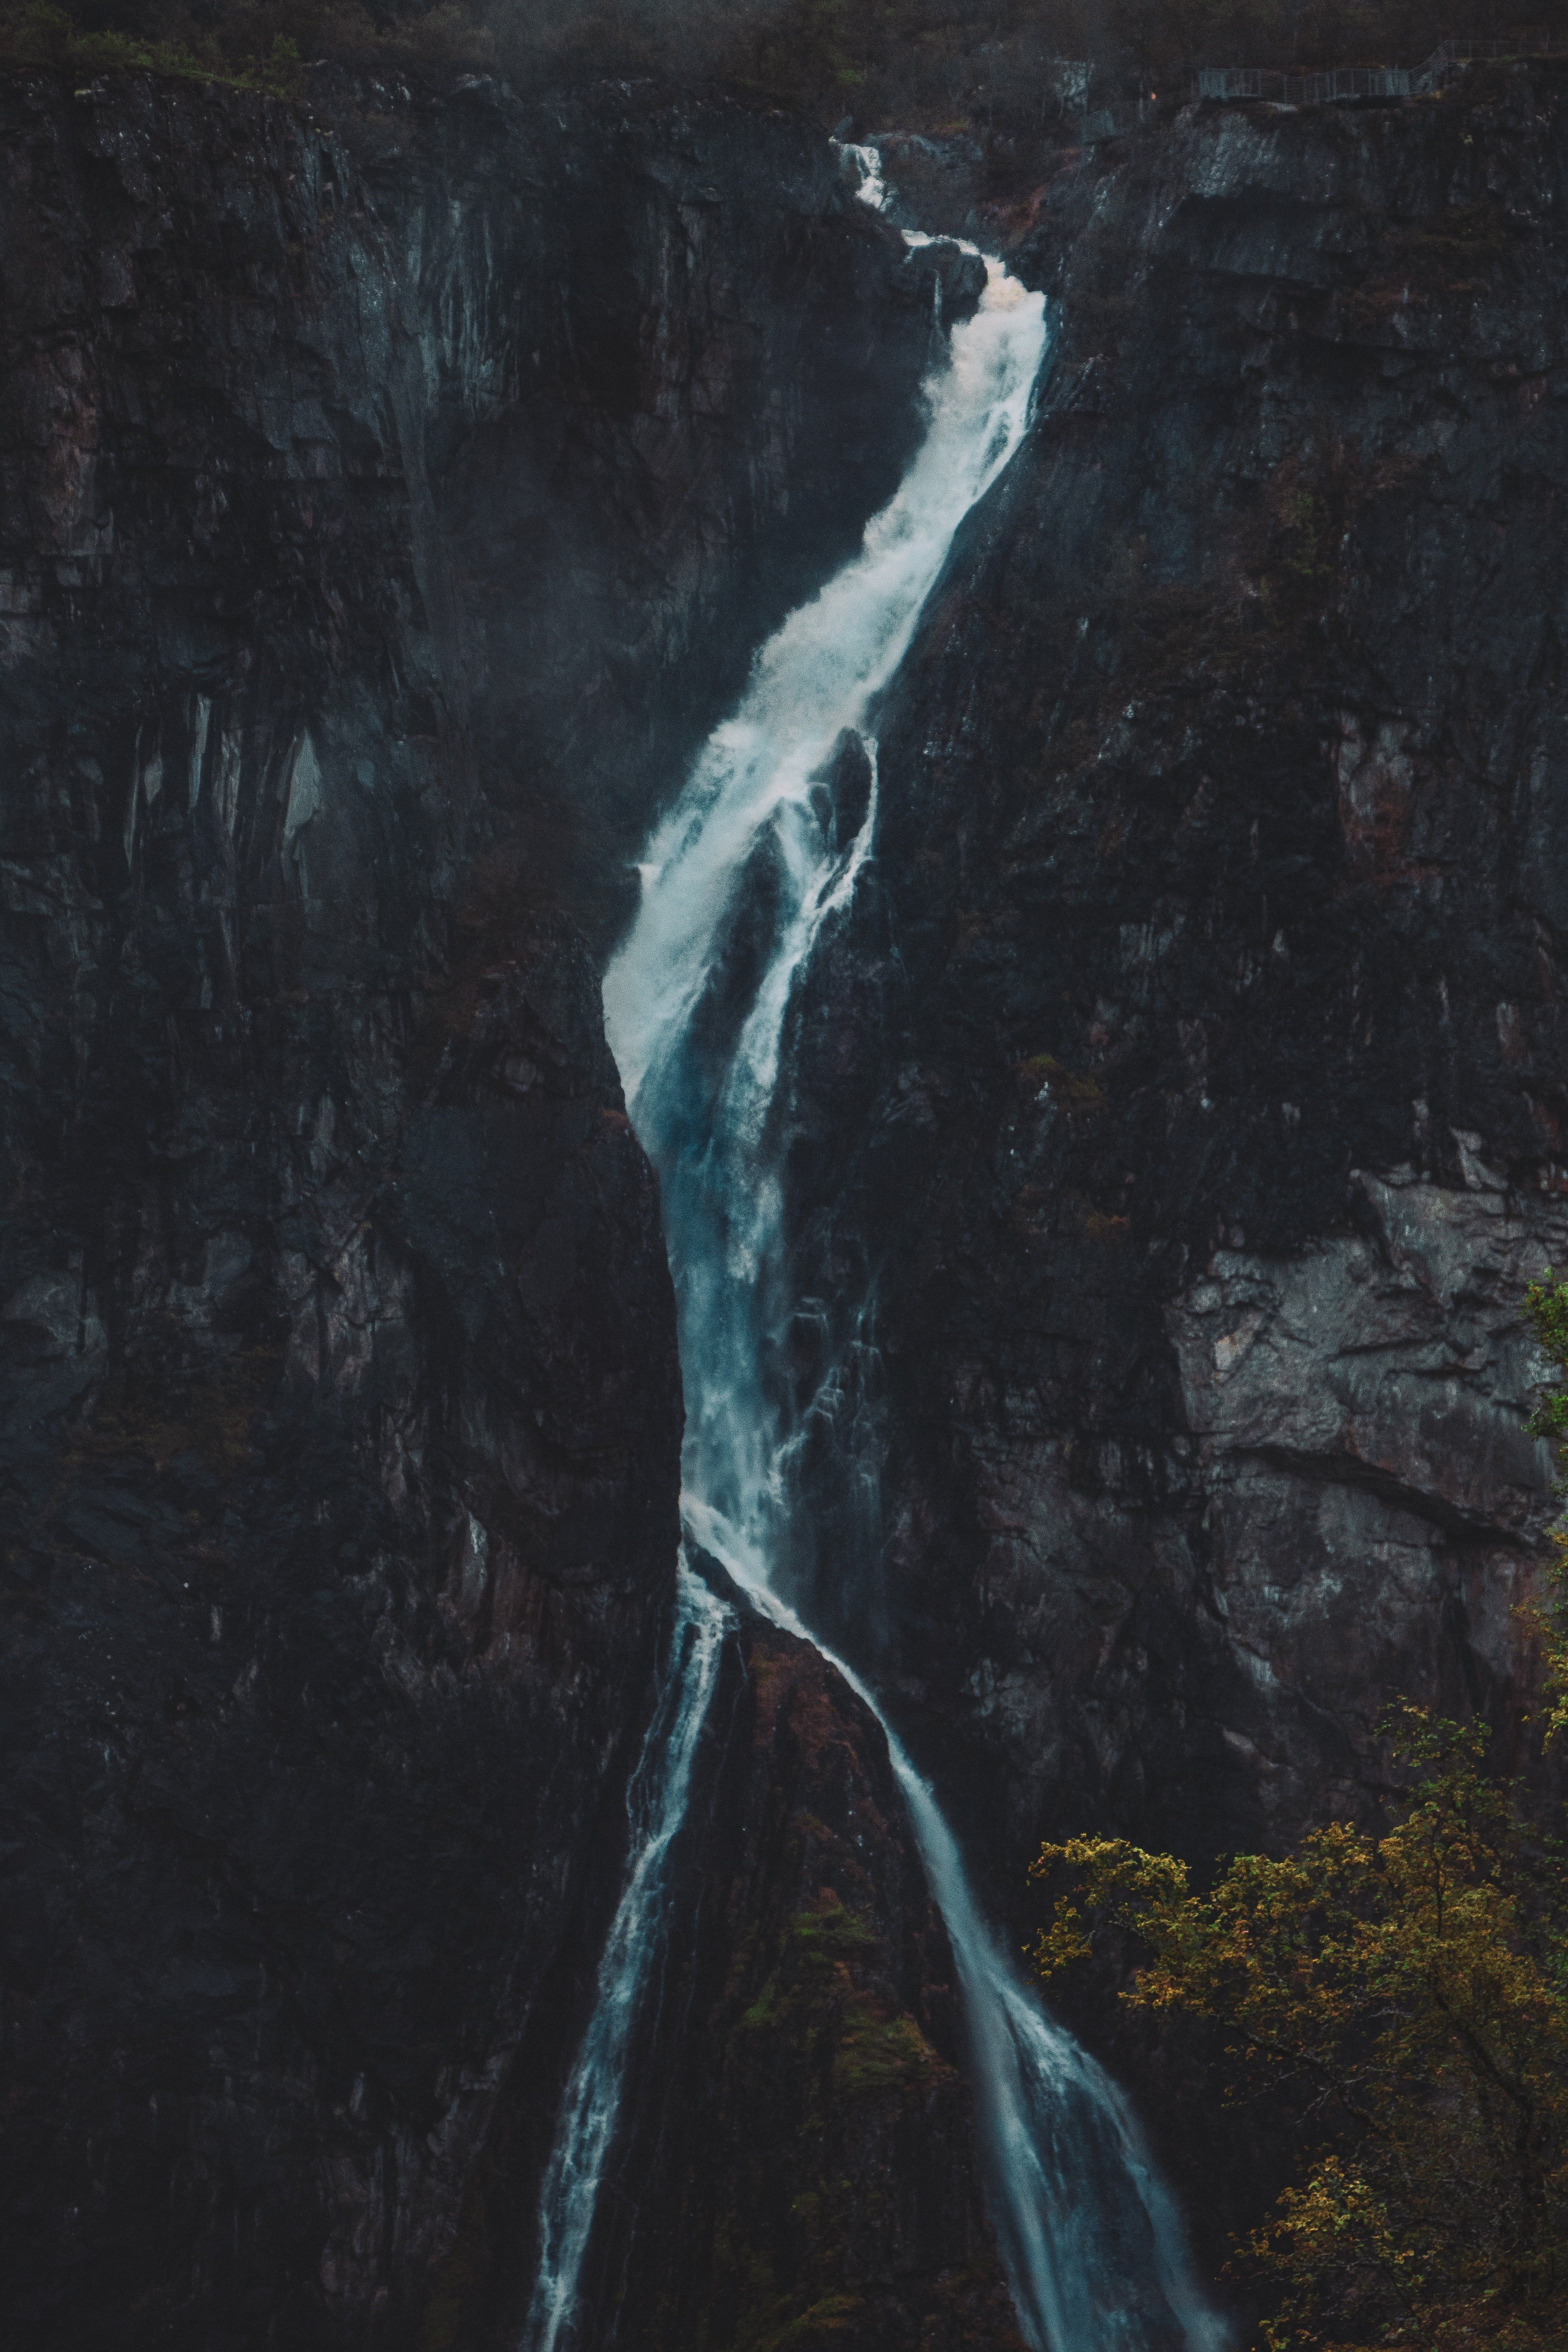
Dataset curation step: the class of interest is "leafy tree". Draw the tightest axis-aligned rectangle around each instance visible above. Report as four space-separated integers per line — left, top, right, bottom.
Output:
1031 1278 1568 2350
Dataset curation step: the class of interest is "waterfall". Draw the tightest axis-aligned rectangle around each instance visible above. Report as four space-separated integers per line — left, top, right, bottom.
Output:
526 160 1229 2352
678 1517 1228 2352
519 1562 731 2352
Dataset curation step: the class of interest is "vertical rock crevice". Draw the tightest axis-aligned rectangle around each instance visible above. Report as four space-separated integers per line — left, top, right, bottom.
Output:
0 65 968 2347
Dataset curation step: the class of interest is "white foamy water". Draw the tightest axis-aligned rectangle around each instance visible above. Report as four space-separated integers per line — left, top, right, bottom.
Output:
529 155 1229 2352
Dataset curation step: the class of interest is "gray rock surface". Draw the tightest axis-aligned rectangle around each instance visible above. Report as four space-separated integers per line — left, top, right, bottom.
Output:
779 62 1568 1893
1165 1156 1562 1820
11 46 1568 2340
0 63 970 2349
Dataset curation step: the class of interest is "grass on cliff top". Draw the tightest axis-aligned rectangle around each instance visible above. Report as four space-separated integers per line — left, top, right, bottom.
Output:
0 0 309 91
493 0 1568 134
0 0 492 97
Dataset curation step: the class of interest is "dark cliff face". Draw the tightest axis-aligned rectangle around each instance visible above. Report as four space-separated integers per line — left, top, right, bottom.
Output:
608 1614 1021 2352
13 44 1568 2343
0 65 967 2347
434 1602 1022 2352
782 65 1568 1899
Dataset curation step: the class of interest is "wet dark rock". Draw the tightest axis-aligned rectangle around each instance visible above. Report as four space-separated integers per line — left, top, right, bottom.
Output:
11 40 1568 2342
778 65 1568 2247
869 131 991 239
684 825 794 1100
584 1620 1025 2352
810 726 875 852
922 236 991 326
0 61 966 2350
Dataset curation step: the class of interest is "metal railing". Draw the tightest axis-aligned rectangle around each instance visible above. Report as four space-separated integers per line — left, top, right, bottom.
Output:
1192 30 1567 107
1195 66 1267 99
1067 27 1567 142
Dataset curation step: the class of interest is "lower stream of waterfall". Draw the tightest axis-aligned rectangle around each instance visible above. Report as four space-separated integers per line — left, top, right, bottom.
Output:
523 166 1229 2352
519 1563 730 2352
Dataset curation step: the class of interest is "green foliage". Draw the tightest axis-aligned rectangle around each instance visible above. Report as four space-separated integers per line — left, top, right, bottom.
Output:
0 0 309 90
1032 1705 1568 2347
1022 1031 1568 2352
713 1883 968 2349
1278 485 1333 585
831 2006 940 2094
784 1896 879 1958
0 0 494 95
741 1893 942 2097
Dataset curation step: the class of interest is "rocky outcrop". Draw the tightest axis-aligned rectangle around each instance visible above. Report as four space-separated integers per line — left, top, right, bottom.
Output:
780 63 1568 1909
0 63 967 2347
1165 1158 1561 1794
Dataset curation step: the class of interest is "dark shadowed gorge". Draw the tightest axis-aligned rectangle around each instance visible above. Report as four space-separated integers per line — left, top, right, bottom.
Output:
2 32 1567 2352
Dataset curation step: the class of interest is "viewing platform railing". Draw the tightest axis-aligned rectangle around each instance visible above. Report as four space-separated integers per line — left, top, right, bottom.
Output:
1191 34 1568 109
1063 30 1566 144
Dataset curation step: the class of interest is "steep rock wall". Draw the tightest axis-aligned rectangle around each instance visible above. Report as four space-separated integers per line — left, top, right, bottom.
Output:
430 1601 1022 2352
0 64 965 2348
784 62 1568 1907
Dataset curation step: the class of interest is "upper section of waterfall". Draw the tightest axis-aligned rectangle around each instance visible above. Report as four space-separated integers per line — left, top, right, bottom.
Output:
603 234 1046 1128
602 171 1228 2352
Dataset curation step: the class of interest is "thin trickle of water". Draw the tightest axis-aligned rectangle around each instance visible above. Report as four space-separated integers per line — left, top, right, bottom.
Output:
519 1562 731 2352
528 150 1228 2352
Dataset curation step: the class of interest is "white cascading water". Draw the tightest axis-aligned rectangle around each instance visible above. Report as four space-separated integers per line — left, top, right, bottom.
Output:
524 149 1230 2352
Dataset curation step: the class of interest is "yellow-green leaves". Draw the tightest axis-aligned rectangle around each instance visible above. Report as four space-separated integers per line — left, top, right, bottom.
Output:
1030 1715 1568 2347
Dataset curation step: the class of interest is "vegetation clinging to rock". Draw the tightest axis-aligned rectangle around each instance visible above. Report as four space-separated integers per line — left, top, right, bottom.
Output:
1030 1280 1568 2350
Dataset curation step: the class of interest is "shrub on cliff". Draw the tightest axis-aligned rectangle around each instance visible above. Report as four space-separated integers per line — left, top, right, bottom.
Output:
1033 1717 1568 2347
0 0 307 87
1031 1280 1568 2351
0 0 494 91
